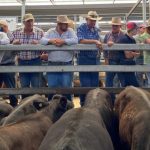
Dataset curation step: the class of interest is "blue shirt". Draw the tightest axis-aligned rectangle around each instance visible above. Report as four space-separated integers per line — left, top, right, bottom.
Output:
40 28 78 62
77 23 101 57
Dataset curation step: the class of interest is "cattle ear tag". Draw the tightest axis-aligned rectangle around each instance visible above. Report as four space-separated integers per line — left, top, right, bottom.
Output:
39 103 43 107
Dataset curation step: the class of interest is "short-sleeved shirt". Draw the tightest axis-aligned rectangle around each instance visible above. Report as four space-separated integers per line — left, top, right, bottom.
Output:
12 27 44 60
103 31 124 60
137 32 150 64
77 23 101 58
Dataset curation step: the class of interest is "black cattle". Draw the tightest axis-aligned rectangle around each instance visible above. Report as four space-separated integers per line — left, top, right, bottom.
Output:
0 95 73 150
2 94 48 126
39 88 114 150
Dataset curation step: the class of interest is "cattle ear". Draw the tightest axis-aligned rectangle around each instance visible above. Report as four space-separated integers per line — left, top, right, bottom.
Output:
59 96 67 108
33 101 49 110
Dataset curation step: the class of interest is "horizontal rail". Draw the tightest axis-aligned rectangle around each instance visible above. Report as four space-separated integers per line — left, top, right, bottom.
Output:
0 65 149 73
0 87 150 95
0 44 150 51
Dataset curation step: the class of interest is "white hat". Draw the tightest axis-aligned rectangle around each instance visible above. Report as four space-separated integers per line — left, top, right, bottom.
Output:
86 11 102 21
57 15 69 24
0 20 8 26
23 13 35 22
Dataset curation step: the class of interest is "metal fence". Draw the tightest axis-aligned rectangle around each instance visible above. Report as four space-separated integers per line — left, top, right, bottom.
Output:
0 43 150 95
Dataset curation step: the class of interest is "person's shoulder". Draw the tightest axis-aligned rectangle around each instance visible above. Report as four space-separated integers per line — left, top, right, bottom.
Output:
46 28 56 33
78 23 86 29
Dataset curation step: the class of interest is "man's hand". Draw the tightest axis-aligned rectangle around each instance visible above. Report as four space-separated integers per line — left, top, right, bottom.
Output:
55 39 65 46
107 41 114 47
12 39 21 45
30 40 39 44
40 53 48 61
48 38 65 46
95 40 103 51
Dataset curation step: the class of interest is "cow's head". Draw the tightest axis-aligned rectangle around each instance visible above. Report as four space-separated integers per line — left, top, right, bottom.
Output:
84 88 113 110
43 95 74 122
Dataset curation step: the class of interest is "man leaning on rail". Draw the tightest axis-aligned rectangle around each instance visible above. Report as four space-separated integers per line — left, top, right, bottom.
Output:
11 13 44 99
77 11 103 106
0 20 18 107
40 15 78 101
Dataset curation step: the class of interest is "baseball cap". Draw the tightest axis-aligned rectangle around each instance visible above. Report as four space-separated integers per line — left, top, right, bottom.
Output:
127 22 138 30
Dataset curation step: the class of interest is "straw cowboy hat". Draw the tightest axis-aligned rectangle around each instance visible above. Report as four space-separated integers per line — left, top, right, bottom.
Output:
0 20 8 26
86 11 102 21
146 19 150 28
110 17 122 25
23 13 35 22
57 15 69 24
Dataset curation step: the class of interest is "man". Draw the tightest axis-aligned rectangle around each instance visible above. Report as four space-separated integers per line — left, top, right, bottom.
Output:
135 23 146 86
0 20 18 107
118 22 139 87
12 13 44 99
77 11 102 106
104 17 124 87
40 15 78 100
138 19 150 87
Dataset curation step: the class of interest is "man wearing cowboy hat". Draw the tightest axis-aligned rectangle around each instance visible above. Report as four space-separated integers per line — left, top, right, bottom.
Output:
41 15 78 100
77 11 102 106
12 13 44 99
104 17 125 87
0 20 18 107
138 19 150 87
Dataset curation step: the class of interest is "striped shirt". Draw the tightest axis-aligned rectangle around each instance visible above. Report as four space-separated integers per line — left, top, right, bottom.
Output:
77 23 101 57
12 27 44 60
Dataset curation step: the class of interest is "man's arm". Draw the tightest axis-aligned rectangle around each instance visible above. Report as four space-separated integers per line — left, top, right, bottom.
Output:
0 32 10 45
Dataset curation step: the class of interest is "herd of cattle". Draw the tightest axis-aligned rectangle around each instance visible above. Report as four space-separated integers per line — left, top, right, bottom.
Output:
0 86 149 150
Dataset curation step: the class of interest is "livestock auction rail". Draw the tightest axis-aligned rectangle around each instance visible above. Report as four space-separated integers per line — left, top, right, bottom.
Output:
0 44 149 95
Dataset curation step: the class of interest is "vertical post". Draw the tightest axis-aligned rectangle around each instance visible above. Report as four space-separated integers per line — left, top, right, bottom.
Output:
74 15 77 31
142 0 147 24
149 0 150 18
21 0 26 25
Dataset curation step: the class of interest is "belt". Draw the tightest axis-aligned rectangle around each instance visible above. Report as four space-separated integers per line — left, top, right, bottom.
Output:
49 61 72 65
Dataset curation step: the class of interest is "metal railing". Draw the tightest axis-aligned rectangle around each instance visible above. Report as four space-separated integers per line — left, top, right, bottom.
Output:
0 43 150 95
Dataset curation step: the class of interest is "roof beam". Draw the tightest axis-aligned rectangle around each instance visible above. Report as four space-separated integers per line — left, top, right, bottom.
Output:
50 0 54 5
126 0 142 19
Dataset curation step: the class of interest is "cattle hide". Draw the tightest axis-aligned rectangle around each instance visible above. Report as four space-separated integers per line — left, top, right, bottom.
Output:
115 86 150 150
0 95 72 150
39 107 114 150
0 101 13 122
2 94 48 126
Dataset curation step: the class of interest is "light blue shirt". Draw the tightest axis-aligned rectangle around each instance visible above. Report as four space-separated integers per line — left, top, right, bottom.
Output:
40 28 78 62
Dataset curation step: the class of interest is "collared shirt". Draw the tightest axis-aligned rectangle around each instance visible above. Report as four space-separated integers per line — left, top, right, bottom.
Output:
12 27 44 60
0 32 10 63
137 32 150 64
77 23 101 57
40 27 78 62
104 31 124 60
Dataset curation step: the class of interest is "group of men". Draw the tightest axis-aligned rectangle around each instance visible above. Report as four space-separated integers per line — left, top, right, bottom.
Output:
0 11 150 107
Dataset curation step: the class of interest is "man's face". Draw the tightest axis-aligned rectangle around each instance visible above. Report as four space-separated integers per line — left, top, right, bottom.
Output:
112 25 121 33
58 23 68 32
138 26 145 34
87 18 96 28
24 19 34 31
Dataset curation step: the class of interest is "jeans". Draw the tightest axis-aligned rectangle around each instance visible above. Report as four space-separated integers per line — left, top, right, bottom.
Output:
119 59 139 87
78 55 100 106
0 71 18 107
18 57 41 99
47 61 73 101
105 59 124 87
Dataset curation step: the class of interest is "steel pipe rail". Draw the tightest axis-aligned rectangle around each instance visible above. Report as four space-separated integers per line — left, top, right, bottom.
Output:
0 65 149 73
0 87 150 95
0 44 150 51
